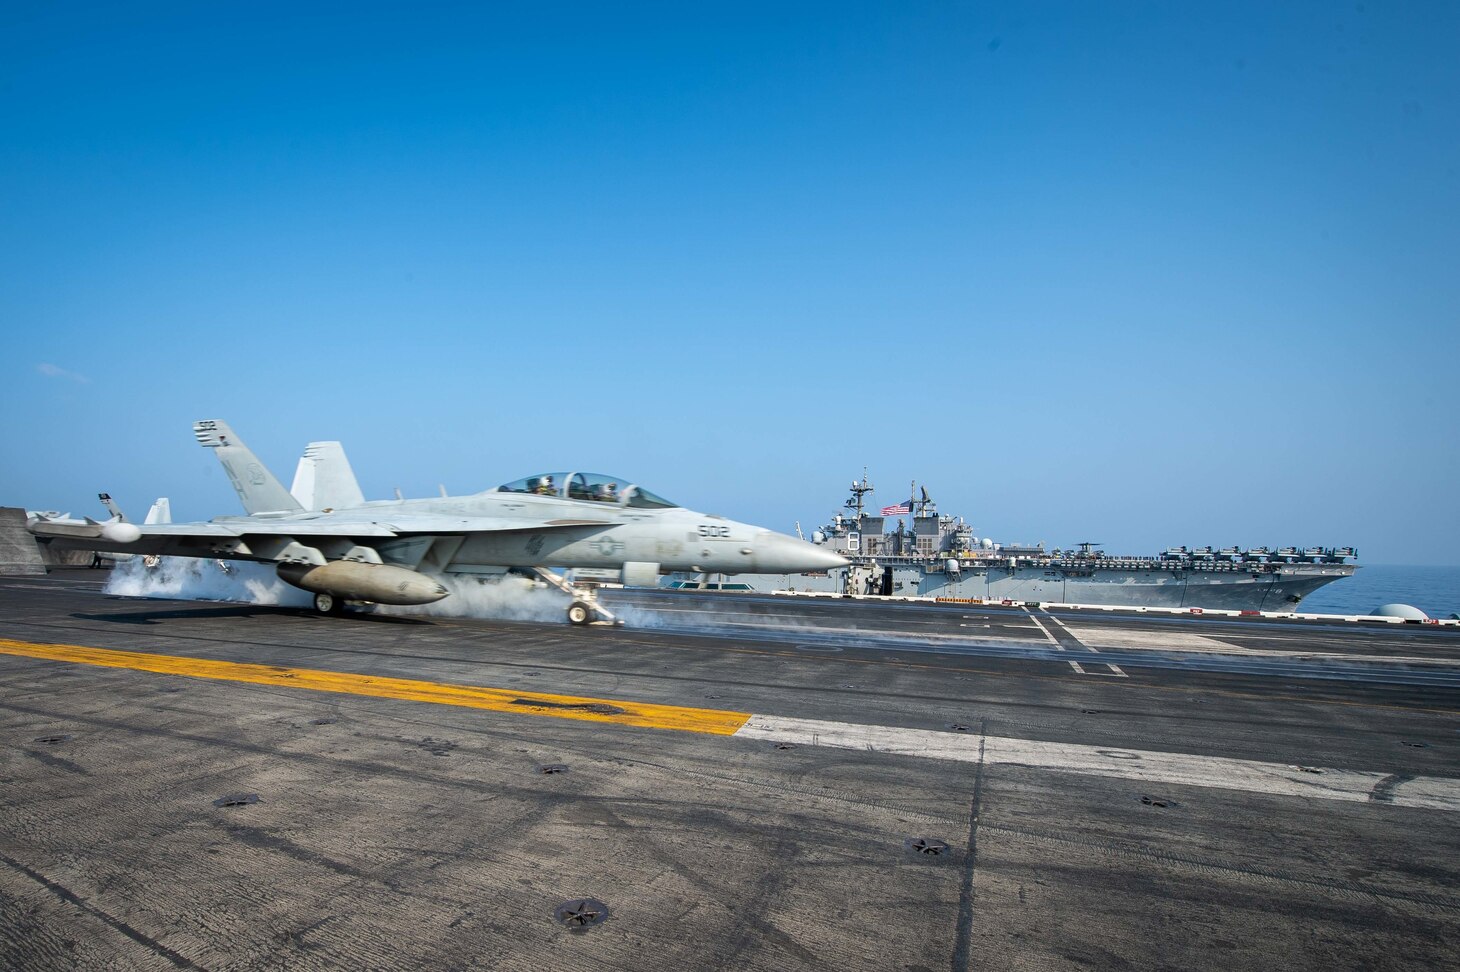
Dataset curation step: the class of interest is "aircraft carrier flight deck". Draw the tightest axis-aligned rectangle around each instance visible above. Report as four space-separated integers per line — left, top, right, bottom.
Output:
2 571 1458 971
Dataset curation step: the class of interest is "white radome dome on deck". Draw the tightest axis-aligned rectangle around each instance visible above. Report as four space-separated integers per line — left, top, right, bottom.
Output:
1371 603 1429 621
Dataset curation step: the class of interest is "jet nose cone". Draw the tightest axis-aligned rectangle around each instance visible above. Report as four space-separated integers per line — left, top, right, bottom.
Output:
754 532 850 573
810 547 851 570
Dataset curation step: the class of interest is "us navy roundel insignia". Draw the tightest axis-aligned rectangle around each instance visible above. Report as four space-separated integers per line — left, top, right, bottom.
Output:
591 536 625 556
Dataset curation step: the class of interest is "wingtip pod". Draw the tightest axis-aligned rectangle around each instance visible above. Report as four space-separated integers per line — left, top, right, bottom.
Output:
100 522 142 544
26 515 140 543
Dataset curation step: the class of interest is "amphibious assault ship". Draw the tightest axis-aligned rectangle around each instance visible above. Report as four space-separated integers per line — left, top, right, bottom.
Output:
669 474 1357 612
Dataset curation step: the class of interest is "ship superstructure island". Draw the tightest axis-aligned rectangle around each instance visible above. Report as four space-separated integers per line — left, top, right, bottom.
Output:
669 473 1357 612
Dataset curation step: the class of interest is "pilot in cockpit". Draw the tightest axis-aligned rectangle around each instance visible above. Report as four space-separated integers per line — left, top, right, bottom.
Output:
534 475 555 495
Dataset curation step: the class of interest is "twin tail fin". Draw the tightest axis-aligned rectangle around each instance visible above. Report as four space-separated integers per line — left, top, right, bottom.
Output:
193 419 304 515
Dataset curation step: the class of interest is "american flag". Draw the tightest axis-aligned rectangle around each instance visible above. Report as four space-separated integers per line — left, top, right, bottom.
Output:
880 502 911 516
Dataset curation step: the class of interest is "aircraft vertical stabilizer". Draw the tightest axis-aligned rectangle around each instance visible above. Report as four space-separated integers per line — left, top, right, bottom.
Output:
144 498 172 525
291 441 366 511
98 493 127 521
193 420 304 515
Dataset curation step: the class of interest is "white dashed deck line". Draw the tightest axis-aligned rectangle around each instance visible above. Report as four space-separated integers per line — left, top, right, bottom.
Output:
1046 614 1128 677
1023 608 1087 674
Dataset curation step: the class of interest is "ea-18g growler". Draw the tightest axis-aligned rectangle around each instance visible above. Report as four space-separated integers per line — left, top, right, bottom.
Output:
27 420 846 624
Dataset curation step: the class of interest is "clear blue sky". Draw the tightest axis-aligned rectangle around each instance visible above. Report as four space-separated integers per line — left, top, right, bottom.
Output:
2 2 1456 564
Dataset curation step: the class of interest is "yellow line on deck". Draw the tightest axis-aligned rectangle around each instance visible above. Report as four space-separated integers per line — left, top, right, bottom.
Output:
0 638 751 735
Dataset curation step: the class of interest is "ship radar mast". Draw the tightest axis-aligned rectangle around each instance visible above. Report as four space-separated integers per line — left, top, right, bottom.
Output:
844 469 874 521
912 483 935 518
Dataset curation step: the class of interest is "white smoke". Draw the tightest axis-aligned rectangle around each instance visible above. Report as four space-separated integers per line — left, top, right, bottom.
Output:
377 573 570 623
594 601 658 628
105 556 571 623
104 556 312 606
595 594 811 634
102 559 1002 643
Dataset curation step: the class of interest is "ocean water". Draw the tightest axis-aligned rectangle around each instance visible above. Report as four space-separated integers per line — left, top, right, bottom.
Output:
1298 564 1460 619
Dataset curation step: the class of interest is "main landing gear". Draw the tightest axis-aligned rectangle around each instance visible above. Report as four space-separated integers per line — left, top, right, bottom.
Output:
530 568 621 626
313 592 347 615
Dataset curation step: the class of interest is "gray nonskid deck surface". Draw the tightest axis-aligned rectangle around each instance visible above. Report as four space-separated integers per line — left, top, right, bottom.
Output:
1 572 1457 971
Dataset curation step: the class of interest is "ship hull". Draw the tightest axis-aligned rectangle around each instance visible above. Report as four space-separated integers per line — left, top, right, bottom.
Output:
681 563 1355 612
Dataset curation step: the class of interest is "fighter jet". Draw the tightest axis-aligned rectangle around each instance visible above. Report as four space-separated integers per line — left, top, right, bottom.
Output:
27 420 846 624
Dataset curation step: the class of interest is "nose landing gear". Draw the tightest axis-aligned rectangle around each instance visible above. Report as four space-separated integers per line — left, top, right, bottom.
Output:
530 568 621 626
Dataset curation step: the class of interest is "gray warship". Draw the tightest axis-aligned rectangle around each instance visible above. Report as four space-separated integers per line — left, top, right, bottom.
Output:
669 474 1357 612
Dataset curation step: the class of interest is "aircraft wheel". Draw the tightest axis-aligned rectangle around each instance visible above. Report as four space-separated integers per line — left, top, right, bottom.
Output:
314 592 345 615
567 601 593 625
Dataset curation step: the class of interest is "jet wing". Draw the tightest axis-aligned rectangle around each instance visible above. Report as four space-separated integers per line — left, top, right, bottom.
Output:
169 521 399 538
27 516 399 559
28 512 614 560
208 513 613 536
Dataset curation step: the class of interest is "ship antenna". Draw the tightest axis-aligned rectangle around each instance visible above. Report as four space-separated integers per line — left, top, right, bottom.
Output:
845 468 874 520
919 484 933 517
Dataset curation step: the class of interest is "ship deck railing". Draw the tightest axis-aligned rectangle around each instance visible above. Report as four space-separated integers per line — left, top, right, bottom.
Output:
765 589 1453 626
833 554 1354 571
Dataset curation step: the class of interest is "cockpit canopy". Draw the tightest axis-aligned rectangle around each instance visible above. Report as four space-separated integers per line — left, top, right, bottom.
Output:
494 472 678 509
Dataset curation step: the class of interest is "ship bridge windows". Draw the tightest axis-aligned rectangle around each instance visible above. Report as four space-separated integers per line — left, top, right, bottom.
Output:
493 472 678 508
